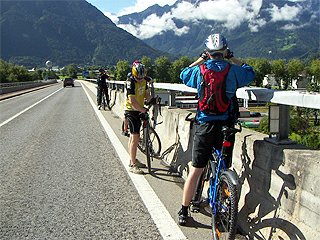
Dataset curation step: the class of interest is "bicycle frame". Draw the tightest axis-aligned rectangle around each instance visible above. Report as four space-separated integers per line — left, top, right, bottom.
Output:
209 149 228 215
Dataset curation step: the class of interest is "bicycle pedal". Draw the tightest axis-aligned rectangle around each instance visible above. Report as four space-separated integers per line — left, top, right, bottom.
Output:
191 207 200 213
190 203 200 213
121 131 130 137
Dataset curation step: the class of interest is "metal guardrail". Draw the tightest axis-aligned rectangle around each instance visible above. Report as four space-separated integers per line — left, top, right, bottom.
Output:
86 79 320 110
0 80 58 94
86 78 320 142
0 80 56 88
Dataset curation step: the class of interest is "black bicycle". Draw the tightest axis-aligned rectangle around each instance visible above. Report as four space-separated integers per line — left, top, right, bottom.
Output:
186 113 241 240
138 111 161 173
97 87 110 110
122 100 162 173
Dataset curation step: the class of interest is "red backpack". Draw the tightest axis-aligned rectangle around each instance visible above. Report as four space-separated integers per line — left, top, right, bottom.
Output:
198 64 231 115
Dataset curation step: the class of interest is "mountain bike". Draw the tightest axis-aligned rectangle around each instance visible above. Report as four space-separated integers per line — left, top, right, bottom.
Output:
185 113 241 240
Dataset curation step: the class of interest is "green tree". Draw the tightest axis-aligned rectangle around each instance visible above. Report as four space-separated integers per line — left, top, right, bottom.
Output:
287 59 304 88
309 59 320 86
9 64 31 82
0 59 42 82
154 56 171 83
141 56 154 78
0 59 10 83
115 60 130 81
246 58 271 87
169 56 192 83
271 59 287 89
66 64 78 78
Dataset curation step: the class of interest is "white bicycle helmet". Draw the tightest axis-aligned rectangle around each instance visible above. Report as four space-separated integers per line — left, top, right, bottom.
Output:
205 33 228 53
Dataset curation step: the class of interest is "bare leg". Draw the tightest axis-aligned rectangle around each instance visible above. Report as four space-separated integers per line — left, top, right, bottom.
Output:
123 118 128 133
128 133 140 166
182 166 204 206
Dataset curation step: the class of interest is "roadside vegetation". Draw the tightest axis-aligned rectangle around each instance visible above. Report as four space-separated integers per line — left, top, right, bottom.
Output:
257 105 320 149
1 56 319 149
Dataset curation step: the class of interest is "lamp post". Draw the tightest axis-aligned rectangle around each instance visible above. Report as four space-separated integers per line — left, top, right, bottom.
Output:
266 104 294 145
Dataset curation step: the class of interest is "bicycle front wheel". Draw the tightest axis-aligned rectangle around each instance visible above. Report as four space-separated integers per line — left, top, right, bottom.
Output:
138 126 161 158
212 173 238 240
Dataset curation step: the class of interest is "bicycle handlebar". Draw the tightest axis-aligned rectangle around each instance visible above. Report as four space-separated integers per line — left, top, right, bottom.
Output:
185 112 242 135
222 122 242 136
185 112 195 122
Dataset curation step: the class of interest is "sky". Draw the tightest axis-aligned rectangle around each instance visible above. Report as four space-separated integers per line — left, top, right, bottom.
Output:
85 0 312 40
86 0 176 16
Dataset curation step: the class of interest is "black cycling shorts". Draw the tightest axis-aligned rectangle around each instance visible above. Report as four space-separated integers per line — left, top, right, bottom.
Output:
192 121 234 168
124 111 141 134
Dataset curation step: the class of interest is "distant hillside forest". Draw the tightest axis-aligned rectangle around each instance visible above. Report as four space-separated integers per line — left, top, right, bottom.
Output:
0 0 164 67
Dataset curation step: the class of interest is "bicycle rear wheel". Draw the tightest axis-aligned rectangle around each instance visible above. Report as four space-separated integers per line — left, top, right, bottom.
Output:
212 173 238 240
107 88 114 110
138 126 161 158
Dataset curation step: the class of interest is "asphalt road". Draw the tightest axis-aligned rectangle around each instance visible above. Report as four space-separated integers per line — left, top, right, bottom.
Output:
0 83 162 239
0 81 247 240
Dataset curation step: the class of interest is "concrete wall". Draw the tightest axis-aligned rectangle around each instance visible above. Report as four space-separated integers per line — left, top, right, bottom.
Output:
111 88 320 239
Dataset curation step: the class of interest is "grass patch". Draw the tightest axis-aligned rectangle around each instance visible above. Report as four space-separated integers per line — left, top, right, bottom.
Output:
248 106 269 113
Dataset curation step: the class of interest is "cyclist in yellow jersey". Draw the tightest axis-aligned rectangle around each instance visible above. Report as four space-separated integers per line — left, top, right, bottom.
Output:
124 60 152 174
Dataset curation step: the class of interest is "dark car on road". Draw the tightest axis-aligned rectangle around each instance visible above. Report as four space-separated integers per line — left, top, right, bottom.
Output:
63 77 74 87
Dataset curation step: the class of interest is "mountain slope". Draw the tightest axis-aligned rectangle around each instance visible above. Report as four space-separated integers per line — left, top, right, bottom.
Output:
0 0 164 67
118 0 320 60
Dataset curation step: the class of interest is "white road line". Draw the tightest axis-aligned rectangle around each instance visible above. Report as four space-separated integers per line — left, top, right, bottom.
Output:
81 82 187 240
0 88 63 128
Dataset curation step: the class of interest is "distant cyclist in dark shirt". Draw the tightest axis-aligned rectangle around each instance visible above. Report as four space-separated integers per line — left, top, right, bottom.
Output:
97 68 110 110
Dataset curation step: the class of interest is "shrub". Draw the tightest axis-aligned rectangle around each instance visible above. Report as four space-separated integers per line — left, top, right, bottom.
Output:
290 132 320 149
290 115 309 134
258 116 269 134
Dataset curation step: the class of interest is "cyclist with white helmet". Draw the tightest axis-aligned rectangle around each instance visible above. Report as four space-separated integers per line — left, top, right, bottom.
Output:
124 60 153 174
178 33 255 225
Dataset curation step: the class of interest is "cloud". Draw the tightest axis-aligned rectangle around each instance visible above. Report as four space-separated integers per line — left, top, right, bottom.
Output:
268 3 302 22
119 0 267 39
104 11 119 24
248 18 267 32
281 21 310 31
170 0 261 29
114 0 306 39
118 12 190 39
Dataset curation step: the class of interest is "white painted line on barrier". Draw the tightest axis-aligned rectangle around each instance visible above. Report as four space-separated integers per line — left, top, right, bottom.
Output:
0 88 63 128
81 82 187 240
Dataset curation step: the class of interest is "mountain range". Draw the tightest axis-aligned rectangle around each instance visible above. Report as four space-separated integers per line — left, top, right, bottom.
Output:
0 0 164 67
0 0 319 68
117 0 320 60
